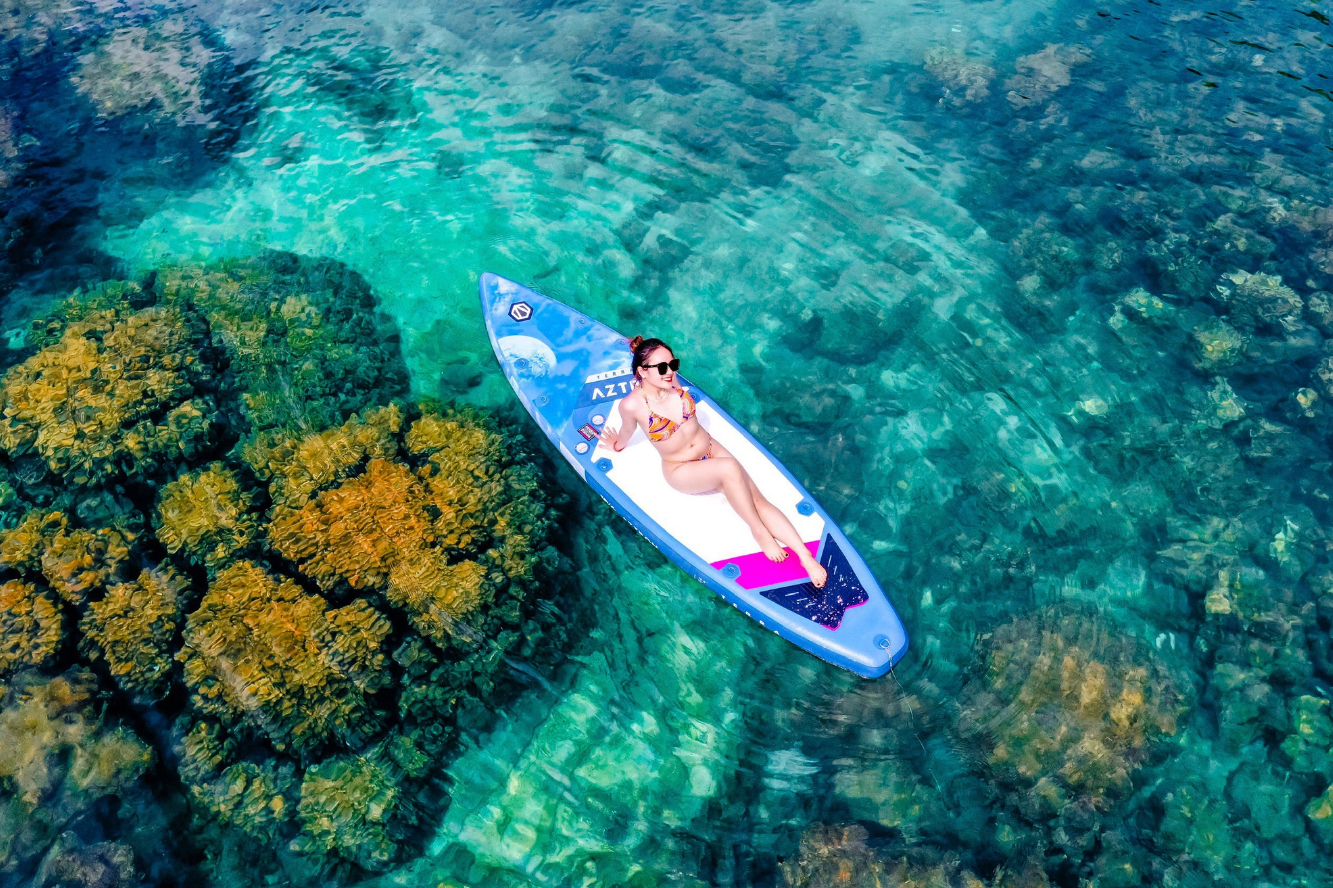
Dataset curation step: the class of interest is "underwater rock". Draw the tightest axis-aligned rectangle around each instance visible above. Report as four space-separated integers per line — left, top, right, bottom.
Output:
71 22 218 124
155 463 258 572
1010 220 1085 290
1005 44 1090 108
0 579 62 676
833 757 929 829
33 832 139 888
79 567 188 701
1143 234 1216 301
0 4 250 296
34 832 139 888
780 823 1051 888
1306 291 1333 336
1314 354 1333 401
923 48 995 107
1115 287 1175 327
1157 772 1260 880
778 824 887 888
1282 696 1333 781
1214 270 1305 335
1190 317 1248 370
1308 785 1333 845
1190 378 1248 430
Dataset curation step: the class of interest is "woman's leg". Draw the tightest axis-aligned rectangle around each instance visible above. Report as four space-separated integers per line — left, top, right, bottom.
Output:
664 456 787 561
746 476 828 588
664 452 828 587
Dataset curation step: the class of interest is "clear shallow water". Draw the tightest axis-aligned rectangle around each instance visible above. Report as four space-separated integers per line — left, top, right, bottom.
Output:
4 0 1333 885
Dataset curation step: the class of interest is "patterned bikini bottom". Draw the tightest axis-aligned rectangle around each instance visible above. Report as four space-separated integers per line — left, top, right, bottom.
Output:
665 438 714 464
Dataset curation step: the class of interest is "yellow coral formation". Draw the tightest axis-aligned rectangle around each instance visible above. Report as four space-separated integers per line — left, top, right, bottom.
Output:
0 303 215 483
156 463 259 570
245 404 401 509
40 525 133 605
0 510 65 573
960 607 1188 808
176 719 235 786
0 510 135 605
412 414 506 552
386 555 488 645
0 579 63 675
268 457 493 646
296 754 398 869
198 761 296 842
270 458 431 589
177 561 390 754
80 566 188 699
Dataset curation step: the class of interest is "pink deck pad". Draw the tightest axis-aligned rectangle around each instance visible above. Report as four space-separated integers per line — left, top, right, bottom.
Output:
711 541 821 589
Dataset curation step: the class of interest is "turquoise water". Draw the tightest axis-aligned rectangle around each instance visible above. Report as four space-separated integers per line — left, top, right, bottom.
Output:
4 0 1333 884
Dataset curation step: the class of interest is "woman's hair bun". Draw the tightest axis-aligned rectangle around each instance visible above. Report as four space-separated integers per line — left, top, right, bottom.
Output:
628 335 644 351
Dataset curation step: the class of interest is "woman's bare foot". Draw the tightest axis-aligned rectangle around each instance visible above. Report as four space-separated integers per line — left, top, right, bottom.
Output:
753 529 789 562
798 551 828 588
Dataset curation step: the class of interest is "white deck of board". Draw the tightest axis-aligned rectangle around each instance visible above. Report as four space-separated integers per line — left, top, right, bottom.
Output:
592 398 824 564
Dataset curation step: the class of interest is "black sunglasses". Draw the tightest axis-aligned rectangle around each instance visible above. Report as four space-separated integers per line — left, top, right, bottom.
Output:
643 358 680 375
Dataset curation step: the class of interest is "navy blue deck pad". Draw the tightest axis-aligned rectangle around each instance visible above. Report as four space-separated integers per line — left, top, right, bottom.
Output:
759 535 868 628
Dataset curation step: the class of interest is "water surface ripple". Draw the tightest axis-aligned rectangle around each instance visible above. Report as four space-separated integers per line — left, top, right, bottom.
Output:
3 0 1333 885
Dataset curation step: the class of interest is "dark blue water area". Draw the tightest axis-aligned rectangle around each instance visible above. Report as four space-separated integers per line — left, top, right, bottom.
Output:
3 0 1333 886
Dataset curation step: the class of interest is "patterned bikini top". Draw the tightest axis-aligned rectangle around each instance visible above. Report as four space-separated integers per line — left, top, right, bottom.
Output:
643 385 697 442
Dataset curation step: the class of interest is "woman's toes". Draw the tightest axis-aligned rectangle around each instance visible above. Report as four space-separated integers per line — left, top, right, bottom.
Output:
808 563 828 588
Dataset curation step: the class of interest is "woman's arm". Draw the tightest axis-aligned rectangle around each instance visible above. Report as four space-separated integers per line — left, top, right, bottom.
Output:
596 397 639 452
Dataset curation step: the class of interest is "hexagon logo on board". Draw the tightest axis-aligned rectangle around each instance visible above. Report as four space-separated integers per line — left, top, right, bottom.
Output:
509 302 533 322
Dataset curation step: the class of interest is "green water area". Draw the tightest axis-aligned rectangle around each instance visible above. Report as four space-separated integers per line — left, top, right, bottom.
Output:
2 0 1333 885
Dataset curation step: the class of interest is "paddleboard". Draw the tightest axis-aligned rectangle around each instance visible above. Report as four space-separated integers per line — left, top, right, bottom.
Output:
479 273 908 678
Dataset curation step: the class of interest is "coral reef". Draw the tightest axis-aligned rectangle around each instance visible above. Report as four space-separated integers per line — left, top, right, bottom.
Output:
40 525 134 606
79 567 189 700
0 671 152 874
155 463 259 571
296 754 400 870
265 406 547 653
0 300 219 485
177 560 390 756
0 242 564 883
155 252 408 438
194 761 298 844
0 579 62 676
958 606 1190 809
245 404 402 510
